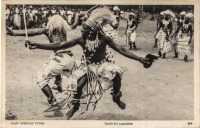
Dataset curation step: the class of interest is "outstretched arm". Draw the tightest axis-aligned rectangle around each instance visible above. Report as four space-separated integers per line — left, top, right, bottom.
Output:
70 12 85 30
103 36 148 64
171 24 181 37
25 36 84 50
154 23 162 37
6 27 47 37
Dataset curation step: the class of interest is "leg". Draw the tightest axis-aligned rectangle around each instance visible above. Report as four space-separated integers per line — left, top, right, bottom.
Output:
37 64 61 112
158 49 162 57
129 42 133 50
173 43 178 58
133 41 136 50
163 52 166 59
154 39 158 48
112 73 126 110
128 34 132 50
42 84 60 112
52 75 63 93
66 74 87 119
184 55 188 62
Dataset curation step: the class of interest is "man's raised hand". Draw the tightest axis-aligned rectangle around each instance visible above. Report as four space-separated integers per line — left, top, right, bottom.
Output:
25 40 37 49
6 27 15 36
138 57 150 65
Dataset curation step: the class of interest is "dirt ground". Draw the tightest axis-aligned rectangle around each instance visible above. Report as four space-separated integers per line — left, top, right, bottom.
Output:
5 19 194 120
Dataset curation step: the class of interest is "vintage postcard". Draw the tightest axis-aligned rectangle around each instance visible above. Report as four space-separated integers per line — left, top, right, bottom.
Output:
1 0 199 127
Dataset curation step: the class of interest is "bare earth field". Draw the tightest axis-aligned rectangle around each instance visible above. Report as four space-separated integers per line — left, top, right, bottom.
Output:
5 20 194 120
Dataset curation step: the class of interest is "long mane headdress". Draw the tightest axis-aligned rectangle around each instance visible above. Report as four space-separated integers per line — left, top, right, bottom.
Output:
85 7 115 29
46 14 71 37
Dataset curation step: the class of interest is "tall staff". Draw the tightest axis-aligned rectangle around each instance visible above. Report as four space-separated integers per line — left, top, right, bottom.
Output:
22 4 36 111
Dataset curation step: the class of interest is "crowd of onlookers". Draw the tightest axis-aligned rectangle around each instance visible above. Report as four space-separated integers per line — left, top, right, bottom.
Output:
5 5 89 29
5 5 193 30
5 5 142 30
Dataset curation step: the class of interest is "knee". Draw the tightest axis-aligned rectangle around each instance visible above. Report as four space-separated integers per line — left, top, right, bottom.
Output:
37 81 48 89
113 73 122 83
55 75 62 82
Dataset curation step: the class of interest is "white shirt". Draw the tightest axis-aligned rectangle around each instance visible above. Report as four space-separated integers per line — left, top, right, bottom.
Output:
32 9 38 16
43 10 48 18
15 7 19 14
51 9 56 14
29 13 33 21
60 10 65 16
6 9 10 19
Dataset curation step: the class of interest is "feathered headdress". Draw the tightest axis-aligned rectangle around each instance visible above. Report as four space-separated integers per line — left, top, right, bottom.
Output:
185 12 194 19
84 7 115 29
46 14 72 37
180 11 186 16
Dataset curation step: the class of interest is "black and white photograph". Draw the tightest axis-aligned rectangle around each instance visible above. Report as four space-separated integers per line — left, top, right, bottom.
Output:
1 0 200 127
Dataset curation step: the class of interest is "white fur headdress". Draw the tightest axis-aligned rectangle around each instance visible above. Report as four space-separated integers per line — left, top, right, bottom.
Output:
46 14 72 37
185 12 194 19
160 11 165 15
180 11 186 16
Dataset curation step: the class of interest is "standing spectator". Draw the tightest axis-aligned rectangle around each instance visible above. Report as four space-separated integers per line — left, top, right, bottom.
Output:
66 8 73 24
37 8 43 27
6 6 11 26
28 9 34 28
60 7 65 17
32 7 38 27
13 5 21 29
51 7 56 14
19 7 24 29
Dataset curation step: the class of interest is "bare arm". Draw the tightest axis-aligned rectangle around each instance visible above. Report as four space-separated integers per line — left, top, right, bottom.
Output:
103 36 147 63
6 27 47 37
169 22 173 36
25 36 84 50
70 12 85 30
171 24 181 37
125 19 128 34
154 24 161 37
188 24 193 44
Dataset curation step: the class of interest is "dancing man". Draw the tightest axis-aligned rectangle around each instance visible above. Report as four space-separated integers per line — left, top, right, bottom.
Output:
154 10 173 58
153 11 165 48
25 7 151 119
171 12 193 61
7 12 84 111
125 12 138 50
171 11 186 58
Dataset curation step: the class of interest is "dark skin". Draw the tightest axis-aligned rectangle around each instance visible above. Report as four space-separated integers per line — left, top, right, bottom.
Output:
6 12 84 45
25 29 148 63
125 15 138 34
154 14 173 40
25 24 150 114
171 18 193 44
6 12 84 93
156 15 164 31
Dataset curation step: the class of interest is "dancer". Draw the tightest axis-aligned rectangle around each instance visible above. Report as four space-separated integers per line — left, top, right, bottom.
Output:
155 10 173 58
171 12 193 61
153 11 165 48
171 11 186 58
7 13 84 111
25 7 151 119
125 12 138 50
